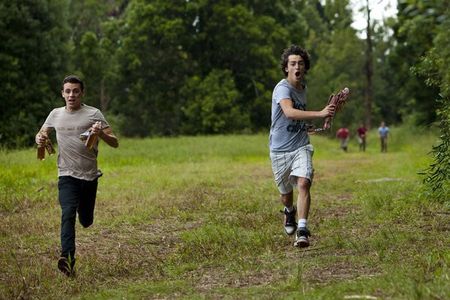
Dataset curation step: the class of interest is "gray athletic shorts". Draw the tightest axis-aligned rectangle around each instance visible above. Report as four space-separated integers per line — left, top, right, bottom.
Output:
270 144 314 194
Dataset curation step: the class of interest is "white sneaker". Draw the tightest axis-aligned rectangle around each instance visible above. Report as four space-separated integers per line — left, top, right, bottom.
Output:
294 227 310 248
283 207 297 235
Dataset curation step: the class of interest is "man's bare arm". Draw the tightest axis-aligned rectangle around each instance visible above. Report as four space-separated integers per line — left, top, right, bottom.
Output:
279 99 335 121
97 127 119 148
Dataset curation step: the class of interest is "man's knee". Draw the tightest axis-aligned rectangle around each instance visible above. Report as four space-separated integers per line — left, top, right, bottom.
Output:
79 217 93 228
61 207 77 222
280 190 293 199
297 177 311 191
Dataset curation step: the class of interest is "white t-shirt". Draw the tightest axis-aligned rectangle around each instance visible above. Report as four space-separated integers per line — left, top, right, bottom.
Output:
269 79 309 152
42 104 109 181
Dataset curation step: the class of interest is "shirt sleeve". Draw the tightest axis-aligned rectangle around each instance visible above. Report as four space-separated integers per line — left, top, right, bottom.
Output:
273 84 291 104
93 110 110 129
42 109 56 128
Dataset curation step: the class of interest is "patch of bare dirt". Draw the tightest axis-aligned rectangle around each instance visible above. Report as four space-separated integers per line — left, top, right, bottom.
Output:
75 218 204 281
305 260 381 285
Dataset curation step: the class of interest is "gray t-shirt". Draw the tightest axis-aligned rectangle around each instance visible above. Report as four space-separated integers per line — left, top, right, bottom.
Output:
269 79 309 152
42 104 109 181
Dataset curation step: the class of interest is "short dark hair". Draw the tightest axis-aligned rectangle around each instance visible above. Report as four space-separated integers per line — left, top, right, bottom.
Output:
62 75 84 92
280 45 310 76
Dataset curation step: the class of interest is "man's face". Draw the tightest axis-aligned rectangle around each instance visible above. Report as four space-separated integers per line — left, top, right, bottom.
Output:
285 55 305 81
62 82 83 111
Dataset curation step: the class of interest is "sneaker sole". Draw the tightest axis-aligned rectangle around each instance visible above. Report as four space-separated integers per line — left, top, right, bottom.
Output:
294 239 310 248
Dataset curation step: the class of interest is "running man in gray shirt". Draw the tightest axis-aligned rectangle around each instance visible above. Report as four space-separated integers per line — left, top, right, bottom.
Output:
269 45 335 248
36 75 118 276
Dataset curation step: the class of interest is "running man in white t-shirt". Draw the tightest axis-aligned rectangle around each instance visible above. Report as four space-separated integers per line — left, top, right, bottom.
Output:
269 45 335 248
35 75 119 276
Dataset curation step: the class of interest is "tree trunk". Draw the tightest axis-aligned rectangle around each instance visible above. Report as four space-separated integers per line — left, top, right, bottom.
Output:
364 0 374 129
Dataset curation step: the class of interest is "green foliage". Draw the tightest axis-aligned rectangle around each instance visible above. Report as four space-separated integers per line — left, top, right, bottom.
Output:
371 20 404 124
190 1 287 130
422 97 450 202
0 0 69 148
308 27 365 130
78 31 107 109
413 14 450 98
1 0 447 147
388 0 444 125
412 7 450 202
180 69 250 134
299 0 370 131
104 0 295 136
66 0 125 111
110 0 192 136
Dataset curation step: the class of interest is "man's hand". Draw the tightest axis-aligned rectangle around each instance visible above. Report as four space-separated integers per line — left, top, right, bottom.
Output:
35 132 48 146
323 87 350 129
90 121 103 136
320 104 336 119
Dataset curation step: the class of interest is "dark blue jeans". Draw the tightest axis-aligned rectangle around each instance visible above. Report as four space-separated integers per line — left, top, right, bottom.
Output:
58 176 98 259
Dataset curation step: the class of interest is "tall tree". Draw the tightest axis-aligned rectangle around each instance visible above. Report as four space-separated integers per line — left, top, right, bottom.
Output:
305 0 366 131
109 0 293 135
186 0 289 131
370 17 404 125
67 0 126 110
0 0 69 148
110 0 193 136
180 69 249 134
0 0 372 143
363 0 374 129
388 0 441 125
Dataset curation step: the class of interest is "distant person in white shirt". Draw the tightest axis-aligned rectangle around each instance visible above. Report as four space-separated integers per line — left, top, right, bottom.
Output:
378 121 390 152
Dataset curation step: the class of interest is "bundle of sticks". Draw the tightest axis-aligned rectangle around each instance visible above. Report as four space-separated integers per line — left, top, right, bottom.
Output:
37 133 55 160
79 121 103 150
308 87 350 133
323 87 350 130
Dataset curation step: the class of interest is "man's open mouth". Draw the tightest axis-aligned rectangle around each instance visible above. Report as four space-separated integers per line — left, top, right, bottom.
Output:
295 71 301 77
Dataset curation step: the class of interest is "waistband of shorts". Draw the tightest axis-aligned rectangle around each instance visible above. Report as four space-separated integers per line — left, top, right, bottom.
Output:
270 143 313 154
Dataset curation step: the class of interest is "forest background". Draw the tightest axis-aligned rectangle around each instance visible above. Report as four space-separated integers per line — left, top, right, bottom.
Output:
0 0 448 198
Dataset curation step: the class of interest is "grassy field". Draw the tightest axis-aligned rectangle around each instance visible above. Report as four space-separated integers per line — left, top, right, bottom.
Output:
1 127 449 299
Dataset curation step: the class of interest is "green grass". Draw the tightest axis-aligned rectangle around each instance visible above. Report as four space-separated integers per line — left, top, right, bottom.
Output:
1 127 449 299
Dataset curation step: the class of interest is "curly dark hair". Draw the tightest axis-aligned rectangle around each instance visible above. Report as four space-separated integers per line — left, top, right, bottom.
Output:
280 45 310 76
62 75 84 92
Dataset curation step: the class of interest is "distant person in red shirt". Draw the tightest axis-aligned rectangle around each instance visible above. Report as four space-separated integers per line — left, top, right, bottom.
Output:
357 123 368 152
336 127 350 152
